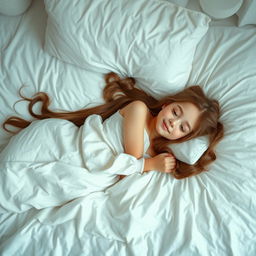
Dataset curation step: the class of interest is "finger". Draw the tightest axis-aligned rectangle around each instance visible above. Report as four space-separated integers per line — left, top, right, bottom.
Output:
165 158 176 164
166 161 176 168
166 165 175 172
165 155 176 160
165 168 174 173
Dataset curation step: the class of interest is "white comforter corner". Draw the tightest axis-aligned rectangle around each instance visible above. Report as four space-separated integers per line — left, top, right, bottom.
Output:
0 118 96 213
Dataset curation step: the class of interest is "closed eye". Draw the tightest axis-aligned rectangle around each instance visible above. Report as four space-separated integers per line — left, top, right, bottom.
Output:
180 125 185 133
173 107 181 117
180 123 190 133
173 109 178 116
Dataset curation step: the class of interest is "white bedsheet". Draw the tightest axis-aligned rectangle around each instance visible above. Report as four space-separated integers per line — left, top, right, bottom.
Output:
0 0 256 255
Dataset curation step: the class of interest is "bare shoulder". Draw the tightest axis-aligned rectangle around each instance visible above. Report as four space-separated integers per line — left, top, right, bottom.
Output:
119 100 148 117
119 100 149 159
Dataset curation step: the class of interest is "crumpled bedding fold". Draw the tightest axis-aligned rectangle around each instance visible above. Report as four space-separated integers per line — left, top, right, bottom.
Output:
0 112 147 213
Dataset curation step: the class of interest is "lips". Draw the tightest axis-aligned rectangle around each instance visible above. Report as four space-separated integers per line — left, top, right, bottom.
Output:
162 120 170 133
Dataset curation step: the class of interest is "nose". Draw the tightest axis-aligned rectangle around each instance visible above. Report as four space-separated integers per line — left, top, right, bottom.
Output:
169 118 180 128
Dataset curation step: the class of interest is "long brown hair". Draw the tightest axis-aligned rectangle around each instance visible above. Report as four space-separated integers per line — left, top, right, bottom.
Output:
3 72 224 179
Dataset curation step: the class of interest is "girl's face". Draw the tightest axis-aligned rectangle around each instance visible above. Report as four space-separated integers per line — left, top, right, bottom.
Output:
156 102 200 140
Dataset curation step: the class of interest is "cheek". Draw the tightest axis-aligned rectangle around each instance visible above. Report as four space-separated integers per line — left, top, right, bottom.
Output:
156 114 163 127
162 107 171 117
169 129 183 140
155 118 162 134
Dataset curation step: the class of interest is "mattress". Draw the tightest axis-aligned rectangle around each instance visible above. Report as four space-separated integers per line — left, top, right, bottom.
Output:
0 0 255 255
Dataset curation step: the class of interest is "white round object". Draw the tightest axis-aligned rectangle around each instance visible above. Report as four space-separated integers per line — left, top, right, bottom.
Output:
199 0 243 19
0 0 32 16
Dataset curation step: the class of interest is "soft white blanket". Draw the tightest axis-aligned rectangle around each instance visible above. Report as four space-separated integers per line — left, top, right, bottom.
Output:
0 112 147 213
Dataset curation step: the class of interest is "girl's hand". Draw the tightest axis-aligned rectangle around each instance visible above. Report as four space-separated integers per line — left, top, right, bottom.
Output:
150 153 176 173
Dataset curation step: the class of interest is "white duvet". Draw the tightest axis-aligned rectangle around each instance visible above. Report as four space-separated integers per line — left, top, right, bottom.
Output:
0 112 148 213
0 0 256 255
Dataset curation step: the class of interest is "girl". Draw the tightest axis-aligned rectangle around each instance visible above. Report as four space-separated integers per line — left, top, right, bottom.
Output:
1 73 223 212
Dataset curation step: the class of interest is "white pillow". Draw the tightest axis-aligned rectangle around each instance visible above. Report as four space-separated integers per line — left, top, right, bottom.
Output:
236 0 256 27
169 136 209 165
0 0 32 16
44 0 210 97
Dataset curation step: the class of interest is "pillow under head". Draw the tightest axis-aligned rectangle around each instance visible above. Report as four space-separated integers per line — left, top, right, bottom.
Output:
168 136 209 165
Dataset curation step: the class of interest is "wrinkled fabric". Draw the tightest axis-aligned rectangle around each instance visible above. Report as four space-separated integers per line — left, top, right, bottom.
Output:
1 0 256 255
0 112 149 213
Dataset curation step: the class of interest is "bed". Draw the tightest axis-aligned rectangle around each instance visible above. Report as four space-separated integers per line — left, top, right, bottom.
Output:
0 0 255 255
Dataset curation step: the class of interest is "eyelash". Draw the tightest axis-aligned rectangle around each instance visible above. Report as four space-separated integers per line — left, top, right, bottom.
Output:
172 109 185 132
180 125 185 133
172 107 186 132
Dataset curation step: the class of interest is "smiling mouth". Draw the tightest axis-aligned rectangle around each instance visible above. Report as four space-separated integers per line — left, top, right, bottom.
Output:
163 120 170 133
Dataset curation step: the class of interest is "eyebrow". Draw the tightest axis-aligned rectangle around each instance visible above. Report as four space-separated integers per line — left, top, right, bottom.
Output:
178 105 191 132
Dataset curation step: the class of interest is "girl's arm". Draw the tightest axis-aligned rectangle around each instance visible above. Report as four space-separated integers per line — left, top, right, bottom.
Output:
120 101 176 176
120 100 148 159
